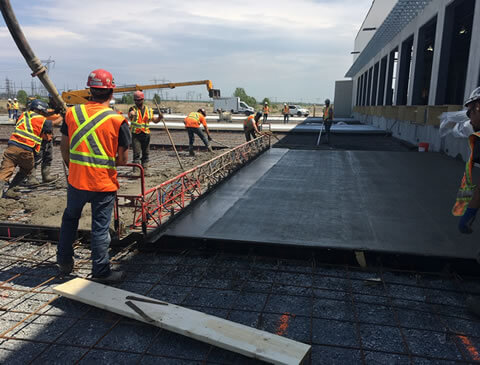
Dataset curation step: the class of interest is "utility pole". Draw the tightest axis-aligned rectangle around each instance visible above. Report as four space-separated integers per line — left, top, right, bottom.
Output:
5 77 11 98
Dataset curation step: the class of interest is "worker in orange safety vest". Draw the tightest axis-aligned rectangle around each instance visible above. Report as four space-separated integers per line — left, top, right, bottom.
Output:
58 68 131 283
262 102 270 127
184 108 213 156
282 103 290 124
244 112 262 142
0 99 53 199
12 98 19 120
322 98 334 144
128 90 163 176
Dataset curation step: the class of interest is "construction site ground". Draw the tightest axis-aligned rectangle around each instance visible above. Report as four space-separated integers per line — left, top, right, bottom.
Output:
2 122 480 363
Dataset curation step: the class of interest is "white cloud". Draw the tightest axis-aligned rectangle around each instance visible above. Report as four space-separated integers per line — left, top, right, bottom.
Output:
0 0 373 102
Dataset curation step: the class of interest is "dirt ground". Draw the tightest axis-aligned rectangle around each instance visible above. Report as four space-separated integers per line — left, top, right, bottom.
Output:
0 129 257 231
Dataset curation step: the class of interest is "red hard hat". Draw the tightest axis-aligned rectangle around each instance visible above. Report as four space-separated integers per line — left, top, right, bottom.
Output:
87 69 116 89
134 91 145 100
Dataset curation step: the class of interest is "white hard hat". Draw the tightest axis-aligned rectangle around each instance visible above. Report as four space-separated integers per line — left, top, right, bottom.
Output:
8 98 11 101
14 98 17 101
264 101 268 104
465 87 480 107
284 103 287 105
109 99 115 105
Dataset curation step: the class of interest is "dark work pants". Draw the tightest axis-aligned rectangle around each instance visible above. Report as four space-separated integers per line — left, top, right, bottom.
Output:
58 184 115 277
324 121 332 142
34 140 53 169
187 127 209 147
132 133 150 165
244 129 256 142
283 114 289 124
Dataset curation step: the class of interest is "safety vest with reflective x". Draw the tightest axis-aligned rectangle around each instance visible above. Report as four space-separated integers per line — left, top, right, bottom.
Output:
69 105 119 170
130 105 153 134
10 111 45 153
452 132 480 216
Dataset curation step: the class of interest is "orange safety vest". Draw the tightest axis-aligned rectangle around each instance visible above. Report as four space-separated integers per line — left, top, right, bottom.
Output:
65 102 125 192
10 111 46 153
283 105 289 114
184 112 206 128
130 105 153 134
323 106 334 121
243 115 257 130
263 105 269 114
452 132 480 216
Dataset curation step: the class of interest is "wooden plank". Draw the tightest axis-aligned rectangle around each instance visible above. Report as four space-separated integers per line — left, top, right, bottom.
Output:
54 278 311 365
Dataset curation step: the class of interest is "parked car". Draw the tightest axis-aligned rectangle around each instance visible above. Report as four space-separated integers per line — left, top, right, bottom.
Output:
288 105 309 117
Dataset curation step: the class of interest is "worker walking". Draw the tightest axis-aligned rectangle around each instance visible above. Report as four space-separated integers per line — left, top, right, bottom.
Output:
128 91 163 176
244 112 262 142
57 69 131 283
451 87 480 315
262 102 269 126
6 98 12 120
323 98 334 144
282 103 290 124
12 98 19 121
0 99 53 199
184 108 213 156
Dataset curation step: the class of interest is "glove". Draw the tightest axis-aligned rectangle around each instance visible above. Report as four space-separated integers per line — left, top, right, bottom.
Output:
459 207 478 234
208 135 212 141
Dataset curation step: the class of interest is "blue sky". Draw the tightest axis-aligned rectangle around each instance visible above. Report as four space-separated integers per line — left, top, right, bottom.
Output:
0 0 373 103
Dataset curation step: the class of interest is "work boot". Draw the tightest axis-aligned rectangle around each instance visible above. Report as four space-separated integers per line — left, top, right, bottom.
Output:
467 296 480 317
142 163 151 177
58 260 74 275
189 146 195 157
92 270 126 284
207 145 214 153
41 166 57 183
3 173 25 200
25 168 40 186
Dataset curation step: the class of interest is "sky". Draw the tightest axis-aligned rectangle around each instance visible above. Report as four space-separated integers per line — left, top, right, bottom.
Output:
0 0 374 104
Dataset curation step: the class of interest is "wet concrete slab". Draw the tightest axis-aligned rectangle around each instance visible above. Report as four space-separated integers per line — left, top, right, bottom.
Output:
165 149 479 259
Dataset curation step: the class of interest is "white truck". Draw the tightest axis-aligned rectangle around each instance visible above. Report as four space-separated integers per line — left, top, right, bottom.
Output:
213 97 255 115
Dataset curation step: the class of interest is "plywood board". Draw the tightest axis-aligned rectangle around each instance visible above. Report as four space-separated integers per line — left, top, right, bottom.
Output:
54 278 311 365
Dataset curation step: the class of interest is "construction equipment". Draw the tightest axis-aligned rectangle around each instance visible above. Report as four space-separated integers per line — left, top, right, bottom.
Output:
63 80 221 105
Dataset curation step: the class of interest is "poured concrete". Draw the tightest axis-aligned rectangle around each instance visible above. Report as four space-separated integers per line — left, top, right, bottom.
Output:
165 149 479 259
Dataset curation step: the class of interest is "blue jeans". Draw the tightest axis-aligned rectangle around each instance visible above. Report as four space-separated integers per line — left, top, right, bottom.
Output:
8 110 12 119
57 184 116 277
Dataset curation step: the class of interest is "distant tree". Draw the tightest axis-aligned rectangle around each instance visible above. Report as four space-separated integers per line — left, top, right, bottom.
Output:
16 90 28 106
261 97 271 106
153 93 161 104
121 93 134 104
233 87 257 107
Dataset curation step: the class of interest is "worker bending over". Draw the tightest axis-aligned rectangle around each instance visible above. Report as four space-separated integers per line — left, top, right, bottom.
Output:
283 103 290 124
58 69 131 283
244 112 262 142
323 98 334 144
0 100 53 199
128 91 163 176
26 96 63 185
184 108 213 156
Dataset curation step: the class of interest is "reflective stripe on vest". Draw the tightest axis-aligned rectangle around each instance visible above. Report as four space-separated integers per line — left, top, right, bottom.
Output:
69 105 117 169
11 112 44 152
185 112 202 128
131 106 153 133
452 132 480 216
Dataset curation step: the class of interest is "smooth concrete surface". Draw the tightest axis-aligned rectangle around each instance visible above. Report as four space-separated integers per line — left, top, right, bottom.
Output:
165 149 479 259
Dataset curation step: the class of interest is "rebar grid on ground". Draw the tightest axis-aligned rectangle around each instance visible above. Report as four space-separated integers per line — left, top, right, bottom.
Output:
1 237 480 364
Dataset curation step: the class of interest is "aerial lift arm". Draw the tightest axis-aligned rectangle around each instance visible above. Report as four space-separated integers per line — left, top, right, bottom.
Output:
63 80 221 104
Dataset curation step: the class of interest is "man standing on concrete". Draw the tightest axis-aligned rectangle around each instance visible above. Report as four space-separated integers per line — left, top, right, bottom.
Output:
128 90 163 176
184 108 213 156
282 103 290 124
6 98 12 120
262 102 269 126
244 112 262 142
323 99 334 144
0 99 52 199
452 87 480 315
57 69 131 283
12 98 19 121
